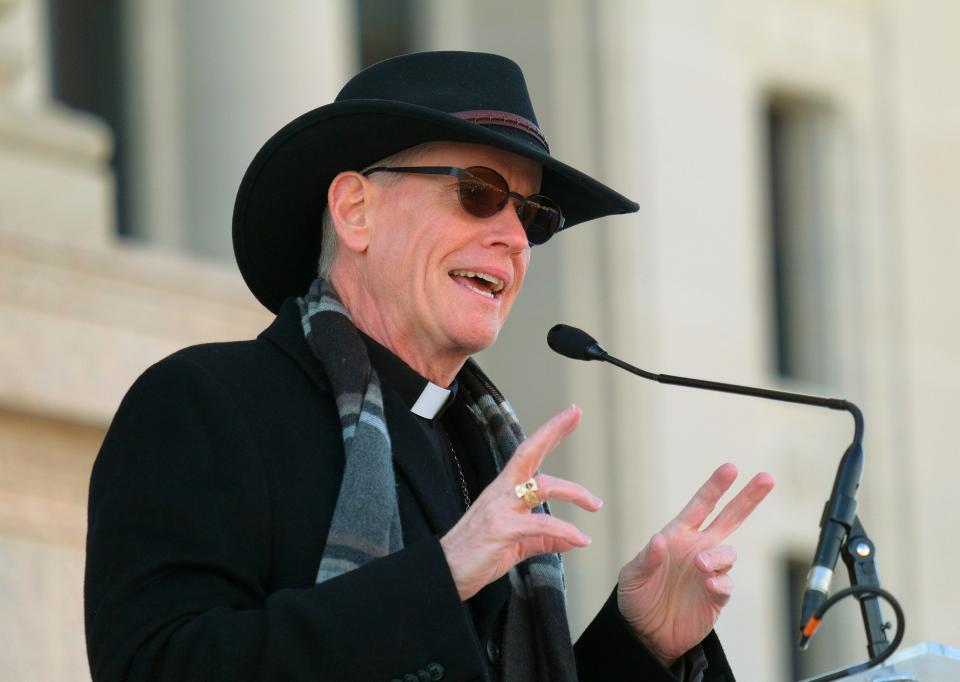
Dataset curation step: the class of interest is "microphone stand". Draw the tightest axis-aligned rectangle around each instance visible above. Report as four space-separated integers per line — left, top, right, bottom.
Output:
547 323 906 676
595 352 893 660
841 516 891 659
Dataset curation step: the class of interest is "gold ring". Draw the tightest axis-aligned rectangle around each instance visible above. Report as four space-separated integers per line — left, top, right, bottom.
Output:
515 478 541 509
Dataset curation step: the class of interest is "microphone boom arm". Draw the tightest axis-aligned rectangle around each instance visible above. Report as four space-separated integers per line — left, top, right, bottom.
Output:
549 323 899 671
595 352 877 643
597 351 864 444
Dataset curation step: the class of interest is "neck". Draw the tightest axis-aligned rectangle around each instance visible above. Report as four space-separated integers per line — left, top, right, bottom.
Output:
329 272 466 386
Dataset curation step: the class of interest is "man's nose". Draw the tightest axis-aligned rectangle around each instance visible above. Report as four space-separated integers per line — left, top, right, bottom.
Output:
482 203 529 251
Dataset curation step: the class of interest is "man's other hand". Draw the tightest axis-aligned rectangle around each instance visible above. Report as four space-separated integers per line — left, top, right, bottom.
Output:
617 463 775 667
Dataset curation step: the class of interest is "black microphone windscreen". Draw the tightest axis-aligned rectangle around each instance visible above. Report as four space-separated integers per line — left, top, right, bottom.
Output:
547 324 599 361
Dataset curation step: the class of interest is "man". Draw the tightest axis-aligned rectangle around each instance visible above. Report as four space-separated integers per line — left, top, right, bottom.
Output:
85 51 773 681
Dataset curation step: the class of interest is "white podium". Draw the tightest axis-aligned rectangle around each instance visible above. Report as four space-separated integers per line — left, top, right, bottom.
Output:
802 642 960 681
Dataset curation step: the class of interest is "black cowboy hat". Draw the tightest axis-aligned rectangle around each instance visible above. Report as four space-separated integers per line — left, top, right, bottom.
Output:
233 51 639 313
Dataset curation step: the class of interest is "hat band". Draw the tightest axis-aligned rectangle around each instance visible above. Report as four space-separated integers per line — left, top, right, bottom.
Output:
452 110 550 154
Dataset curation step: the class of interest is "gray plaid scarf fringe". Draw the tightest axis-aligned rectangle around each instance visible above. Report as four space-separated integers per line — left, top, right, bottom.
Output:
298 278 577 681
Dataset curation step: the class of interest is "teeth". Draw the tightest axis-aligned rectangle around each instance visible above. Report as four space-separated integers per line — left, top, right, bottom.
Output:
450 270 505 294
465 283 494 299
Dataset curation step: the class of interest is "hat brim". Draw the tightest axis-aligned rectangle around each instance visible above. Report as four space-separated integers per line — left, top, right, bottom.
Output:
233 99 639 313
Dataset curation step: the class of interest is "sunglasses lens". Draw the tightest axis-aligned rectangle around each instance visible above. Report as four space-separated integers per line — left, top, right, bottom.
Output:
456 168 563 245
458 167 508 218
520 195 563 245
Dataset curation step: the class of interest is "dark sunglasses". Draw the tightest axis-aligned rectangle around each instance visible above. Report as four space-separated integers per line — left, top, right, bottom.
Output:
361 165 564 245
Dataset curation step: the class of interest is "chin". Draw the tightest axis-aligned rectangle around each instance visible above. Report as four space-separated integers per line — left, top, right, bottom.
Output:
451 323 502 356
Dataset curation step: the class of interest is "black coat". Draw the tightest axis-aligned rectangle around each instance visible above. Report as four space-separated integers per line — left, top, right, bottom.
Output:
85 299 732 681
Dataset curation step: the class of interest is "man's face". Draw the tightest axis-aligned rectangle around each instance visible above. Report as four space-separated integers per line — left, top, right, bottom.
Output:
359 142 539 372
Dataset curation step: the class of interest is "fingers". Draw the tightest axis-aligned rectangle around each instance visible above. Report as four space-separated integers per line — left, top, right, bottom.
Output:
705 574 734 605
438 412 597 603
704 471 775 541
512 512 592 549
694 544 737 575
674 463 739 529
531 474 603 512
630 532 669 580
441 486 593 600
506 404 581 480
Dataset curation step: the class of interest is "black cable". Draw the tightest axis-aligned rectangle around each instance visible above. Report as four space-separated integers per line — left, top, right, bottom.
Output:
802 585 905 682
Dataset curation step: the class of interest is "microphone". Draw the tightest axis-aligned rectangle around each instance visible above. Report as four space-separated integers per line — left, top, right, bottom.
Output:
547 323 865 646
798 441 863 649
547 323 607 362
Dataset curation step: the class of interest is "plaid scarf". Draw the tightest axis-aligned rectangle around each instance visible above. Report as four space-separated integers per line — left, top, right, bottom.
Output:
298 278 577 681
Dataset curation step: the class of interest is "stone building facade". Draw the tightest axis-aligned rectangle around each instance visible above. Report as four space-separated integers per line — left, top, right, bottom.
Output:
1 1 958 679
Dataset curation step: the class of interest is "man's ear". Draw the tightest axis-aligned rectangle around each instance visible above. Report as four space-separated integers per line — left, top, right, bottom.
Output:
327 171 372 254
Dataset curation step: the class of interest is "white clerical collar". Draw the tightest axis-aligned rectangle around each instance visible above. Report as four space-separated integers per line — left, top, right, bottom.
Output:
410 381 452 420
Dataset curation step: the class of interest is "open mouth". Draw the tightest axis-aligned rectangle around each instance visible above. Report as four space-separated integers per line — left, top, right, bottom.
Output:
449 270 506 300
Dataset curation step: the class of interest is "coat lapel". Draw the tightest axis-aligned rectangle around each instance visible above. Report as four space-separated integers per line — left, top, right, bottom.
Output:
259 298 332 396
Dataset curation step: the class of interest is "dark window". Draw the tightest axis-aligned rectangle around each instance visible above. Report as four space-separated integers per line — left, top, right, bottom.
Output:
765 97 836 384
47 0 131 235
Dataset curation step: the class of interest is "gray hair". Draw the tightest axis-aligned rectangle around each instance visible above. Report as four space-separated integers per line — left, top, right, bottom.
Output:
317 208 339 279
317 143 436 279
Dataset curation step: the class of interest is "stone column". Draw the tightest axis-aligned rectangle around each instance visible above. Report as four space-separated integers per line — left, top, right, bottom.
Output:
124 0 356 260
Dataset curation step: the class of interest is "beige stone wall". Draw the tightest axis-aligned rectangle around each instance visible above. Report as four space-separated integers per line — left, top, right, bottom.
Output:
0 410 98 679
887 0 960 649
2 0 959 680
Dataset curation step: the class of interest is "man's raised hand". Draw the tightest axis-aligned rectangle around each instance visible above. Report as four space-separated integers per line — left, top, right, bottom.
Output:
617 463 775 666
439 405 602 601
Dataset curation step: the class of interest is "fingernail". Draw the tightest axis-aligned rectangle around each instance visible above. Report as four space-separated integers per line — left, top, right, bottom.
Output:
582 533 592 545
593 496 604 508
